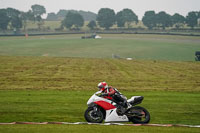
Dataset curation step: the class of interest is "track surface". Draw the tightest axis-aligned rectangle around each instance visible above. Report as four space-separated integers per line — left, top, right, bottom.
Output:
0 122 200 128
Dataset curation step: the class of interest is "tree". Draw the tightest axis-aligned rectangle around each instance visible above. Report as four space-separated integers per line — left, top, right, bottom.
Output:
6 8 23 30
87 20 97 30
186 11 199 28
6 8 20 18
25 10 34 21
78 11 97 21
97 8 115 29
21 10 34 31
116 9 138 28
171 13 185 29
62 12 84 30
156 11 172 29
198 11 200 18
142 11 156 29
57 9 68 20
116 11 124 27
57 9 97 21
10 16 22 30
31 4 46 18
46 12 58 21
31 4 46 30
123 9 138 28
35 15 44 30
0 9 10 31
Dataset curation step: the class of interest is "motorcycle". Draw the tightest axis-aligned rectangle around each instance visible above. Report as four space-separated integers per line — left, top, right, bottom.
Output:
84 91 150 124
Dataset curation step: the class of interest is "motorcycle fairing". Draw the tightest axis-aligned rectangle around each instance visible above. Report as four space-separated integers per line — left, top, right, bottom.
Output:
127 96 144 106
94 100 129 122
94 101 116 110
105 108 129 122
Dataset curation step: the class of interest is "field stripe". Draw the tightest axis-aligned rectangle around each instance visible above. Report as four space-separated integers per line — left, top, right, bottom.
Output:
0 122 200 128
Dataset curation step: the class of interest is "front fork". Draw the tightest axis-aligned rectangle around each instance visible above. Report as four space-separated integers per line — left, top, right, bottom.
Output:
93 106 98 113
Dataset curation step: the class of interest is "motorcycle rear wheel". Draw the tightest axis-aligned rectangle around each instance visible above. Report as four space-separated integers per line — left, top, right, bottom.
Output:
84 107 104 123
127 106 150 124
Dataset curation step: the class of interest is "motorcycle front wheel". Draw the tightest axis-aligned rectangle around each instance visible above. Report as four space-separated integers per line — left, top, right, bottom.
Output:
127 106 150 124
84 107 104 123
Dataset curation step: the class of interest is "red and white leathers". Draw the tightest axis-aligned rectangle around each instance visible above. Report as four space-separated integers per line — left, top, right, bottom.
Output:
98 82 116 100
97 82 128 108
101 86 116 100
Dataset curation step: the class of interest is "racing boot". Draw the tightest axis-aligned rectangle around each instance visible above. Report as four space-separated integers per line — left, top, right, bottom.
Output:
121 101 132 114
117 105 126 115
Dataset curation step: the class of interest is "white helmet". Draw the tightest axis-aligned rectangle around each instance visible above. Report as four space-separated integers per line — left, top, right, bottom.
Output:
97 82 108 91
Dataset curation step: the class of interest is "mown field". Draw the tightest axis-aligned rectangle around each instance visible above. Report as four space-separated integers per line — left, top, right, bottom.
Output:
0 34 200 132
0 34 200 61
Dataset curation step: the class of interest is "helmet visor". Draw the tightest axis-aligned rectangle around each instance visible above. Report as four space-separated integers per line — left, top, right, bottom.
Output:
98 84 104 90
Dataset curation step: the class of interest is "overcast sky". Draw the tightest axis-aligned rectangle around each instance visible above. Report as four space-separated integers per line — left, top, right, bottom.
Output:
0 0 200 19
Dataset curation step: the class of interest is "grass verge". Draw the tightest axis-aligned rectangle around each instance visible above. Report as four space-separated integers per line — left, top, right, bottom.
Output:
0 90 200 125
0 124 200 133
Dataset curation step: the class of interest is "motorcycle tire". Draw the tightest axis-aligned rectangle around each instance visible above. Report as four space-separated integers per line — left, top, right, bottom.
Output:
84 107 104 123
128 106 150 124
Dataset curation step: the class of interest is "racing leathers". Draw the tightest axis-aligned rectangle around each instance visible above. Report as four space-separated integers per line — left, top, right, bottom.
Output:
100 86 128 108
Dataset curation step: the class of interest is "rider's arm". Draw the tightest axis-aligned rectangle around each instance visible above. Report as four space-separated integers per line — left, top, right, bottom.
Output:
107 87 116 96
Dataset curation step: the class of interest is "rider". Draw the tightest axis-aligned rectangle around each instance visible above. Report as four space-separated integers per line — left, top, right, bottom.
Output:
97 82 130 109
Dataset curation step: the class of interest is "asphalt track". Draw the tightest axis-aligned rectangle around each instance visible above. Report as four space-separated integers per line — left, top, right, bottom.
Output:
0 122 200 128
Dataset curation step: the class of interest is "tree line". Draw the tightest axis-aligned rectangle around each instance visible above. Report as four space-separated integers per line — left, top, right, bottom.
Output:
0 4 46 32
47 10 97 21
0 5 200 32
62 8 200 30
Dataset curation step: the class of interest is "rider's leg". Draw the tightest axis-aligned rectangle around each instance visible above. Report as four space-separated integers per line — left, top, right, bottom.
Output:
113 93 129 108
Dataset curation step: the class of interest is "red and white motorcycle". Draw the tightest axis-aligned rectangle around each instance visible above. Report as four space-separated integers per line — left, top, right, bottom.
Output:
84 91 150 124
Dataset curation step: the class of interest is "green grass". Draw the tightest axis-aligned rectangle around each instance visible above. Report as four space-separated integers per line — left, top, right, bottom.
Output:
0 90 200 125
0 56 200 126
0 36 200 133
0 34 200 61
0 90 200 133
1 125 200 133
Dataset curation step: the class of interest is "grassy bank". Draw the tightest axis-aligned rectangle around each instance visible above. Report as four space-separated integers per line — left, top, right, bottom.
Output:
0 56 200 91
